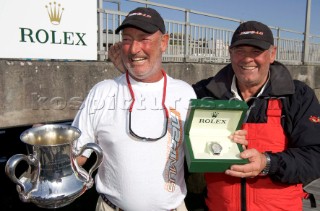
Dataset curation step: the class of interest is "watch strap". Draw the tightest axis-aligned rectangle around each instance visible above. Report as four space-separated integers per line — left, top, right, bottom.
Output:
259 152 271 176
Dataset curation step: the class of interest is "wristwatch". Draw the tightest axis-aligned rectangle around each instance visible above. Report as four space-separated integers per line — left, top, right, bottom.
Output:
259 152 271 176
210 142 222 155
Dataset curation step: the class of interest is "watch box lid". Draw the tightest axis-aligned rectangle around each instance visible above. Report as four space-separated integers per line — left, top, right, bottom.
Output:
185 99 248 136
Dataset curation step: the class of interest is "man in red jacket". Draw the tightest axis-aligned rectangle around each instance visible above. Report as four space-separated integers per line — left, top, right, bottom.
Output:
193 20 320 211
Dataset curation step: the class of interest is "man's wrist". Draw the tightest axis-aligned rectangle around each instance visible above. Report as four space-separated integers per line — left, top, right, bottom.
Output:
259 152 271 176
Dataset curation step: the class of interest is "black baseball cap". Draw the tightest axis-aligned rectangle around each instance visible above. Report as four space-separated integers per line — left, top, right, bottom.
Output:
230 21 274 50
115 7 166 34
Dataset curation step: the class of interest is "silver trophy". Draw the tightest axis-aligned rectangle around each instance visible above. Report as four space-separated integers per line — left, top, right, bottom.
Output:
5 124 103 209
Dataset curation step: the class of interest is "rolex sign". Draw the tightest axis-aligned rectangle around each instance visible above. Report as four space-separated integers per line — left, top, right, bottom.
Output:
0 0 97 60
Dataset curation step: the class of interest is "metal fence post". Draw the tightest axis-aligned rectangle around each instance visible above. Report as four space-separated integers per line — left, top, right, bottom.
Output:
303 0 311 64
276 27 280 61
184 9 190 62
97 0 105 61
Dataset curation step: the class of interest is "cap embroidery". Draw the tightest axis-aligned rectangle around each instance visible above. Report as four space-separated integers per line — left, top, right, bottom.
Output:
240 31 264 35
128 12 151 18
309 115 320 123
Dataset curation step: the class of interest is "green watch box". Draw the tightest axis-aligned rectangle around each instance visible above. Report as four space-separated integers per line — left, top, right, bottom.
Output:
184 99 249 172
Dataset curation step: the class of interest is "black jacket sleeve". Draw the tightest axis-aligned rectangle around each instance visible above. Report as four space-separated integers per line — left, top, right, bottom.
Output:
269 80 320 185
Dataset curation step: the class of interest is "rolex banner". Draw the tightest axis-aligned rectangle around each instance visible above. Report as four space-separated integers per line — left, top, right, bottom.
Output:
0 0 97 60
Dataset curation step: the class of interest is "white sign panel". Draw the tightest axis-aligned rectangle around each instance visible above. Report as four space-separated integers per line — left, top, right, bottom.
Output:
0 0 97 60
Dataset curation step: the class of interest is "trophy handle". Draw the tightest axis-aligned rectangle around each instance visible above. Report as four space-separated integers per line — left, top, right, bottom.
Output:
75 143 103 188
5 154 39 198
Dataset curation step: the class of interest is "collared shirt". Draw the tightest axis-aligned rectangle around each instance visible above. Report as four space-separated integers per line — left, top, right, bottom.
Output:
230 73 270 101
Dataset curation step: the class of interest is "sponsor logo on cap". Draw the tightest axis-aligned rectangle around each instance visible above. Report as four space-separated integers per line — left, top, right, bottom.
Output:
128 12 151 18
240 31 264 35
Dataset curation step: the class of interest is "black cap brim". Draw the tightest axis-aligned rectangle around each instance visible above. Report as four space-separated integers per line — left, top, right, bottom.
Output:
230 39 271 50
115 19 160 34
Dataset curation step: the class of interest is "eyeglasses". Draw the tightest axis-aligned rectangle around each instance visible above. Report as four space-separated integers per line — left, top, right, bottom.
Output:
128 110 168 141
126 70 169 141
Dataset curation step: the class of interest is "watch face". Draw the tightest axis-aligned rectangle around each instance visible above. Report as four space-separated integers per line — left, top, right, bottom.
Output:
210 142 222 155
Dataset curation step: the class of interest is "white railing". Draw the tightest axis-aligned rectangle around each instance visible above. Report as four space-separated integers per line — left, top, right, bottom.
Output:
98 0 320 65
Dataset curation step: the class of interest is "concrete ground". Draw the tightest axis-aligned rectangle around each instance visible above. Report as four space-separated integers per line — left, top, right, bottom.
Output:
303 178 320 211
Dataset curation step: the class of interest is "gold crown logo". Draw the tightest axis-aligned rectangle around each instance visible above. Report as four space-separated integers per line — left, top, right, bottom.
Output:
45 2 64 25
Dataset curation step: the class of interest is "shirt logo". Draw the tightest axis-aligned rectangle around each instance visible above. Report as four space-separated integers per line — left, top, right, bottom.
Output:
165 108 182 192
309 115 320 123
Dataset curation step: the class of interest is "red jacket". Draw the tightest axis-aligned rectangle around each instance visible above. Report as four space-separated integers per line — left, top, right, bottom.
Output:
205 99 304 211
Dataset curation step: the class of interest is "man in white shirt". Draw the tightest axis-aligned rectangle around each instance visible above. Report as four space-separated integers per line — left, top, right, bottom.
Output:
73 7 196 211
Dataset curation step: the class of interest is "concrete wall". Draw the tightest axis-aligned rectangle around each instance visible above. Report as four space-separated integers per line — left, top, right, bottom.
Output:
1 60 320 129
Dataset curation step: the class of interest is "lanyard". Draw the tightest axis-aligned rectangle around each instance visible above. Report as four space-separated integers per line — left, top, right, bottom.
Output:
125 69 169 118
125 70 169 141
